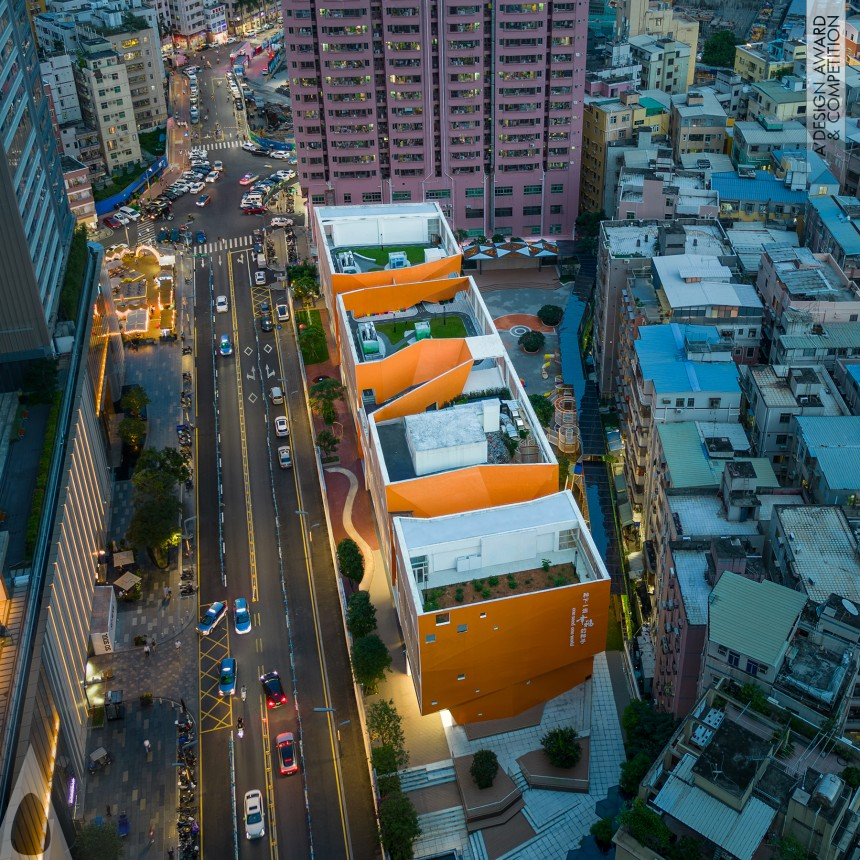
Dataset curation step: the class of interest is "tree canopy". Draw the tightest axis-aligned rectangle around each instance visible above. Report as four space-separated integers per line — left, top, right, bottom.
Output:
378 792 421 860
72 821 125 860
702 31 740 67
351 634 391 692
346 590 378 638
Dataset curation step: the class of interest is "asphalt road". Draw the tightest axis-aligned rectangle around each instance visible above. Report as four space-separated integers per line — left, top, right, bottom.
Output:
112 49 379 860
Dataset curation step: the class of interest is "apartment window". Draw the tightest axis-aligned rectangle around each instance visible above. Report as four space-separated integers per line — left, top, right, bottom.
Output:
717 645 728 656
465 208 484 218
495 186 513 196
727 651 740 668
495 206 513 217
457 624 468 633
436 613 450 625
778 413 791 424
776 434 788 445
558 528 575 550
550 183 563 193
550 204 562 214
523 184 541 194
411 555 428 583
425 634 436 643
529 226 540 234
362 191 382 203
426 189 451 199
311 194 325 205
457 673 466 680
550 224 561 234
851 314 859 322
709 398 721 408
687 398 695 407
343 193 352 203
523 205 541 216
746 347 755 358
465 187 483 197
746 659 763 677
675 398 684 407
392 191 412 201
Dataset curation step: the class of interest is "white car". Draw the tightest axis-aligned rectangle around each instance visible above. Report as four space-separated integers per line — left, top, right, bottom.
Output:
242 141 257 151
191 148 208 158
244 790 265 840
113 212 130 225
215 295 228 313
274 416 289 438
118 206 141 221
271 150 290 160
205 171 219 183
277 445 292 469
188 181 205 193
270 217 293 228
254 270 267 286
214 160 224 172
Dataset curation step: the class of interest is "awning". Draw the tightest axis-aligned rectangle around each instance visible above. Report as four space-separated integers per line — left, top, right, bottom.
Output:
113 550 135 568
618 501 635 527
113 571 141 592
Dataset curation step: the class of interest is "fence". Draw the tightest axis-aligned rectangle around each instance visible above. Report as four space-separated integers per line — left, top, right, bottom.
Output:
94 156 168 216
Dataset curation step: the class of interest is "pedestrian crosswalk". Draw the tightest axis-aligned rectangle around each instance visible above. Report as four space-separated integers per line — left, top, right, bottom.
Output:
198 234 257 255
137 221 156 244
201 140 243 151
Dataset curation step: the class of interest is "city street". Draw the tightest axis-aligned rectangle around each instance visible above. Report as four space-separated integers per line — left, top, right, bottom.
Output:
104 48 378 860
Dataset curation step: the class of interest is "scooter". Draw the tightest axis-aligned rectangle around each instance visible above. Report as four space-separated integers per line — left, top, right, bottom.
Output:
182 346 193 355
237 718 244 739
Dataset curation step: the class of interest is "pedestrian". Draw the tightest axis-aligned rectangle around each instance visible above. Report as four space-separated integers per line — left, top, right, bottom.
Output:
144 739 152 753
106 805 112 817
150 638 157 653
163 585 170 600
144 643 150 658
167 588 173 599
180 697 187 713
175 639 182 650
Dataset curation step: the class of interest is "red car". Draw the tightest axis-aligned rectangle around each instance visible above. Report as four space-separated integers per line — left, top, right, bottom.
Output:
103 216 123 229
276 733 298 775
242 206 268 215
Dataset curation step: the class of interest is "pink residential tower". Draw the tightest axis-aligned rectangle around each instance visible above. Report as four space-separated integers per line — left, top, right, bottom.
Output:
282 0 588 238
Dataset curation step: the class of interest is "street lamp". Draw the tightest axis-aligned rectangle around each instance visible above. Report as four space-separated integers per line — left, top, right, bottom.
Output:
313 706 351 757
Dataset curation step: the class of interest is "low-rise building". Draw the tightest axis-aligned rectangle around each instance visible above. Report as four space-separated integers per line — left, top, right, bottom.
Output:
731 117 808 168
40 52 82 145
615 167 718 221
805 196 860 279
740 364 848 483
771 314 860 370
792 416 860 505
667 89 728 163
734 39 807 83
628 35 690 95
770 149 840 198
711 69 748 117
60 155 96 227
711 167 808 227
832 359 860 415
745 76 807 124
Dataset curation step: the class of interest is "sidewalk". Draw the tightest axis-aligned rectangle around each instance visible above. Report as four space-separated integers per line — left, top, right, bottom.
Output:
81 250 200 859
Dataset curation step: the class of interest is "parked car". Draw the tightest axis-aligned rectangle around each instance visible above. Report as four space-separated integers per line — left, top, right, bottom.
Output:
103 216 122 230
254 270 267 285
196 194 211 207
275 303 289 322
270 217 293 228
274 416 289 437
243 206 268 215
118 206 141 221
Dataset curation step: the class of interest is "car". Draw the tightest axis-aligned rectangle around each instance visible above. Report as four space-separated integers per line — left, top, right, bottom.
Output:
103 216 123 230
271 150 290 160
275 303 289 322
274 416 289 437
219 657 237 696
113 212 130 226
254 270 267 285
260 314 273 332
226 35 237 44
261 68 268 76
196 194 211 207
243 206 267 215
214 160 224 172
270 217 293 228
118 206 141 221
219 334 233 356
260 670 287 708
191 146 208 156
173 181 190 192
189 181 205 194
242 141 257 151
215 295 228 313
182 171 198 181
240 173 259 185
205 171 219 183
244 790 265 840
197 601 228 635
195 230 206 245
276 732 298 775
234 597 252 634
277 445 292 470
249 148 269 157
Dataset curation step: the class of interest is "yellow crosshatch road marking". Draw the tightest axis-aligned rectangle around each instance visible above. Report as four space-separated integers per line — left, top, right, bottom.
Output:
228 250 259 604
198 620 233 732
251 285 271 315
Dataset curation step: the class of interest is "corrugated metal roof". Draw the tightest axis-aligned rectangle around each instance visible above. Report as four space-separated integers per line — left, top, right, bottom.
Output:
673 551 712 624
709 572 806 667
796 415 860 490
654 754 777 860
779 322 860 349
635 324 741 395
711 171 808 205
657 423 724 488
807 196 860 256
734 120 807 146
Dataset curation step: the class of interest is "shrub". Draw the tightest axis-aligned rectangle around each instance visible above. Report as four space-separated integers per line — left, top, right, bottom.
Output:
470 749 499 789
351 634 392 692
371 744 401 777
139 693 153 707
537 304 564 326
488 576 499 587
454 587 464 602
590 817 616 852
376 772 402 799
337 537 365 585
378 792 421 860
620 752 652 795
528 393 554 427
507 575 517 590
518 330 545 353
347 590 378 638
843 766 860 789
368 699 407 768
540 726 581 769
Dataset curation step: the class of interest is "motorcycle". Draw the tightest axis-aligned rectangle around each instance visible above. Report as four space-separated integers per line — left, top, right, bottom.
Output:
182 346 193 355
237 718 244 739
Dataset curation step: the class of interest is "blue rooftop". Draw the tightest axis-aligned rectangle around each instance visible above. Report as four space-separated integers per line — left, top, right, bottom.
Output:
634 324 741 395
711 171 808 205
772 149 839 187
807 196 860 256
848 364 860 392
795 415 860 490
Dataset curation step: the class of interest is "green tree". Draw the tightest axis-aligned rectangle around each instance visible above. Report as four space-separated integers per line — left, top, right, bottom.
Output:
470 749 499 789
371 744 401 777
537 304 564 327
72 821 125 860
316 429 340 457
337 537 365 585
518 330 546 353
127 495 181 555
842 765 860 789
132 448 191 494
299 324 327 358
351 634 392 692
529 393 554 427
575 209 606 239
378 792 421 860
619 799 671 854
368 699 407 767
120 384 150 418
773 834 812 860
291 274 318 305
118 414 147 450
590 817 616 852
540 726 581 769
309 377 345 422
620 752 652 796
702 30 740 67
346 590 378 638
621 700 676 760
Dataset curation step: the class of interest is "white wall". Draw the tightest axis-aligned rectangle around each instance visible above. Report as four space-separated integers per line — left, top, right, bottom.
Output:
411 438 487 477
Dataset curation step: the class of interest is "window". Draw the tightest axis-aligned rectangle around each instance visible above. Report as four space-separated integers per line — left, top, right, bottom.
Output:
465 187 483 197
776 434 788 445
392 190 412 200
495 206 513 217
779 413 791 424
746 659 762 676
457 673 466 680
550 224 561 234
709 398 721 408
457 624 468 633
748 328 757 338
343 193 352 203
495 186 513 196
717 644 728 656
550 183 563 193
558 528 575 550
727 651 740 667
550 204 562 214
362 191 382 203
851 314 859 322
435 613 450 625
687 398 695 407
426 189 451 199
411 555 428 583
675 398 684 407
746 347 755 358
523 184 541 194
523 205 541 215
529 225 540 234
425 634 436 643
311 194 325 205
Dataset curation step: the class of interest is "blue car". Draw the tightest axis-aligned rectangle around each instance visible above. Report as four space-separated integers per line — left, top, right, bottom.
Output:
197 601 227 635
219 657 237 696
234 597 252 635
219 334 233 356
195 230 206 245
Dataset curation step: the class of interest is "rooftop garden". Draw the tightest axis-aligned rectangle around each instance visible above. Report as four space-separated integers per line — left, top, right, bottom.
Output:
374 316 468 345
348 245 433 268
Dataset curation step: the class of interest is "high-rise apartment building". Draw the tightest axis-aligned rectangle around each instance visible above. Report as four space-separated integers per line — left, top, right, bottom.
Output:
283 0 589 238
0 0 75 361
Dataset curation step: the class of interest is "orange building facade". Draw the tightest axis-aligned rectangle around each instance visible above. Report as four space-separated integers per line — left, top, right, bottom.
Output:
313 203 611 723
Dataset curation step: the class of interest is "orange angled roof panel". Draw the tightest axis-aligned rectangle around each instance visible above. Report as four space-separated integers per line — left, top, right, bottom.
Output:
341 276 469 319
373 359 474 423
331 255 463 297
